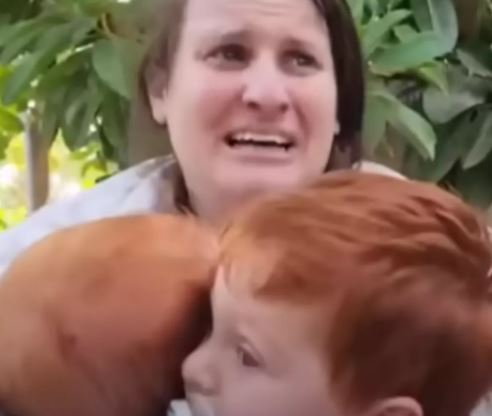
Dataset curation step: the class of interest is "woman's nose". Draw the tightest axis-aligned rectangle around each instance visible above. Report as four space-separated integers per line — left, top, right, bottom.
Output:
182 341 217 396
241 58 290 118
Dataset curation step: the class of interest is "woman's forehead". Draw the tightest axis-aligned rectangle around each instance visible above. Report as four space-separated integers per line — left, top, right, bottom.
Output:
182 0 328 38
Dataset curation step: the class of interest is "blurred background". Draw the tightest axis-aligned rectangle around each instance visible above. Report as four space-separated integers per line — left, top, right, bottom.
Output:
0 0 491 230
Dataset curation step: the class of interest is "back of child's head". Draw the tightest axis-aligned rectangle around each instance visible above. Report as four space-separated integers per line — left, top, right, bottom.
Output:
219 171 492 416
0 214 218 416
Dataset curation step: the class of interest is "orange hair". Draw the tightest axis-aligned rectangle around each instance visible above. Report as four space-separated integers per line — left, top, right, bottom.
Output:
219 171 492 416
0 214 217 416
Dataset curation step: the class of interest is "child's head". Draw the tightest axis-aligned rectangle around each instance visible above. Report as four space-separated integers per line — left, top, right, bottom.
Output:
183 172 492 416
0 214 217 416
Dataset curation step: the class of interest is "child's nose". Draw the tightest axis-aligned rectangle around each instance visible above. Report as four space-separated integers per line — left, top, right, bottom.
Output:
182 340 217 396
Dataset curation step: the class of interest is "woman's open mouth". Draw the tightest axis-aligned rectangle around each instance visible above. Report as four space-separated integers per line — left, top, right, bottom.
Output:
225 131 295 151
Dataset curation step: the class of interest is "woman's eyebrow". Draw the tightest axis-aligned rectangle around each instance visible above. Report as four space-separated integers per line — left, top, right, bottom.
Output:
199 28 250 44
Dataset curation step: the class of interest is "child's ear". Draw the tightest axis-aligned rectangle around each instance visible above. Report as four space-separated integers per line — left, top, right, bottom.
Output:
366 397 423 416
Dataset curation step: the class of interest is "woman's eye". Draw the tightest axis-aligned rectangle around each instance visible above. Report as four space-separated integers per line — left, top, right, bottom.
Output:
208 44 248 66
237 344 260 368
222 44 247 61
285 51 319 72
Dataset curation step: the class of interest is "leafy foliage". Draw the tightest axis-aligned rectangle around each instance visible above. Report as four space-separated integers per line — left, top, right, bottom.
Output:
0 0 148 166
0 0 492 225
350 0 492 209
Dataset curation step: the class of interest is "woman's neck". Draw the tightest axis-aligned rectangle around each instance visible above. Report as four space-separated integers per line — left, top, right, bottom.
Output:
188 187 241 226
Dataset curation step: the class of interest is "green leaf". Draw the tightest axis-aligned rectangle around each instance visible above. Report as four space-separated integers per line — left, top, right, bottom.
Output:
388 0 406 10
35 51 87 96
362 94 390 153
362 10 412 57
371 32 444 74
91 39 131 99
1 19 94 105
418 110 480 181
60 72 102 150
68 82 101 150
455 153 492 209
369 86 437 159
102 94 127 146
39 86 67 142
391 23 449 90
393 24 418 41
0 19 41 48
346 0 365 23
0 0 42 23
414 61 448 91
386 99 437 160
462 110 492 169
32 18 94 62
1 51 48 105
0 14 65 64
391 22 449 90
456 46 492 78
365 0 388 16
410 0 458 53
0 107 22 133
100 90 129 162
423 67 490 124
0 20 47 64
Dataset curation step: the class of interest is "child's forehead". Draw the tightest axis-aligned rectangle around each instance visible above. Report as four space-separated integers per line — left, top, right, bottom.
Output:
212 267 332 347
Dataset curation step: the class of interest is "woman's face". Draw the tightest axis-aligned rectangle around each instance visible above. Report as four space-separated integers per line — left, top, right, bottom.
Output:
150 0 338 199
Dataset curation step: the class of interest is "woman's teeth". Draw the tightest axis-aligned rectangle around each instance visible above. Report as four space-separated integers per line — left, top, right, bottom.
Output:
226 132 294 150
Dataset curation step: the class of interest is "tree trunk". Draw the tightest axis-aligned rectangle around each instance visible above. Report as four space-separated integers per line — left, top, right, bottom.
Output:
454 0 482 40
23 112 49 213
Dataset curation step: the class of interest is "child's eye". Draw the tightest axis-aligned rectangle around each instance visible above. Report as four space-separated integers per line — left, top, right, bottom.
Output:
236 344 260 368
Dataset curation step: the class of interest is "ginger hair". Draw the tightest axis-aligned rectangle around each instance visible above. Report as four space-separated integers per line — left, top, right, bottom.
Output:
219 171 492 416
0 214 217 416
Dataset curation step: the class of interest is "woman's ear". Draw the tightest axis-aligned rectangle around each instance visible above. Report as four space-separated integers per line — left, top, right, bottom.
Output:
145 62 168 125
148 84 168 125
366 397 423 416
334 119 340 136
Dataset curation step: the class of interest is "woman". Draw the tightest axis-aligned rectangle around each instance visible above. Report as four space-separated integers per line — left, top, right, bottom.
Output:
0 0 401 275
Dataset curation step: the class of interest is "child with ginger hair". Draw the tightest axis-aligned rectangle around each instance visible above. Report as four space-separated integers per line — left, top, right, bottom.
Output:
0 214 217 416
183 171 492 416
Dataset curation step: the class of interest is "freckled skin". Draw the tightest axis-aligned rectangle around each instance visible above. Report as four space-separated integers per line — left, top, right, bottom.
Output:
0 215 218 416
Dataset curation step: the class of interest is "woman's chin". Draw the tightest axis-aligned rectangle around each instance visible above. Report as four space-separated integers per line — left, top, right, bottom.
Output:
215 164 309 196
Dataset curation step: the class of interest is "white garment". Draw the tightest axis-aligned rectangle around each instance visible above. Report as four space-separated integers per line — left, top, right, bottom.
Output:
0 156 179 276
0 157 402 276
